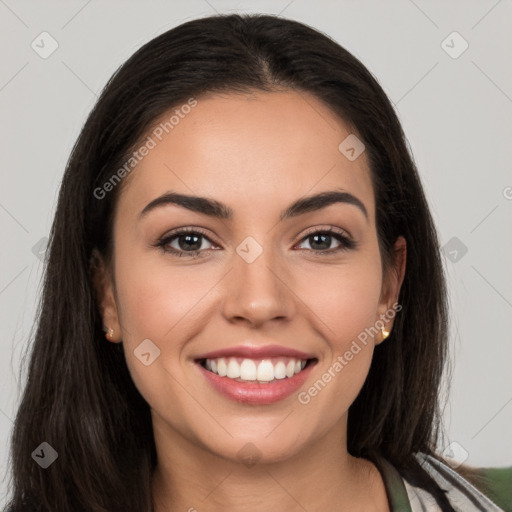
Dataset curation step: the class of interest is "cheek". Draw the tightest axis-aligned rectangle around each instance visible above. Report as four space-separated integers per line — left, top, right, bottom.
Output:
292 253 382 411
113 245 217 343
111 243 227 401
294 254 383 351
111 248 208 417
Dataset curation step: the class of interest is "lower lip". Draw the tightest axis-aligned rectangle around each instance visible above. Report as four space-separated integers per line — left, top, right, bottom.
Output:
196 360 316 405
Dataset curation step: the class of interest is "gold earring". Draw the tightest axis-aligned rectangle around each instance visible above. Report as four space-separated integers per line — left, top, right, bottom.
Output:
105 328 114 340
381 327 390 340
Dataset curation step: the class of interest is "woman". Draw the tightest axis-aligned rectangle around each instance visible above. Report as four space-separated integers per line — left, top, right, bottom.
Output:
5 13 509 512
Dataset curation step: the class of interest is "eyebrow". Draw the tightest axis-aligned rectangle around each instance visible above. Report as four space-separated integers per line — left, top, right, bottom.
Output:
139 189 368 222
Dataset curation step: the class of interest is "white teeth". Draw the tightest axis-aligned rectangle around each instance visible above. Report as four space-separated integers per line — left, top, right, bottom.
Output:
202 356 310 382
217 358 227 377
257 360 274 382
274 361 286 379
240 359 257 380
226 359 241 378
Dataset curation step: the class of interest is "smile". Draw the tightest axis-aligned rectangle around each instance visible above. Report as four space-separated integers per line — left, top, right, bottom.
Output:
195 356 318 404
199 356 312 383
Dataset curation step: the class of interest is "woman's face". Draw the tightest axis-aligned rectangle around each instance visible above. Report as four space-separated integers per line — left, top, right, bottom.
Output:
97 90 405 464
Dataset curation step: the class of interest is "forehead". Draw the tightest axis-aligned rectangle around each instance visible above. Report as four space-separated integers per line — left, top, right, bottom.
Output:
117 90 375 224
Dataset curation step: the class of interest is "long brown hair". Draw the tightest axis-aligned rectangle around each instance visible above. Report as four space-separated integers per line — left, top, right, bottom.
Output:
6 13 470 511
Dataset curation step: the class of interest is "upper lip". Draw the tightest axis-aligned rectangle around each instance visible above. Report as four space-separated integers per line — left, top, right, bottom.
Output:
195 344 317 360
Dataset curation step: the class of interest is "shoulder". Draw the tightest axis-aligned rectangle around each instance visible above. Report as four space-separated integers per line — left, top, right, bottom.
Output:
404 452 511 512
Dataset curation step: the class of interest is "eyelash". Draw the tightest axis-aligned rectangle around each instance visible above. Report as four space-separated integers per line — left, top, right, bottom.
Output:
153 226 357 259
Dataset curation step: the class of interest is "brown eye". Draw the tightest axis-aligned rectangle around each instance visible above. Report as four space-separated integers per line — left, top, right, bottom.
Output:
155 228 216 258
172 233 205 252
296 229 356 254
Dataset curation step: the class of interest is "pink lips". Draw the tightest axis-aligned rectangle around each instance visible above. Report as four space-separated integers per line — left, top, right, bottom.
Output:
197 361 316 404
194 344 316 360
194 344 318 405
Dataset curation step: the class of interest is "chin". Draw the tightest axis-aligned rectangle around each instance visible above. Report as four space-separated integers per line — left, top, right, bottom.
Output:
204 432 308 467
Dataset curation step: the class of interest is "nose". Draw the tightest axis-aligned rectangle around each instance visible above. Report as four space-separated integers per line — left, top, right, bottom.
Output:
220 243 295 327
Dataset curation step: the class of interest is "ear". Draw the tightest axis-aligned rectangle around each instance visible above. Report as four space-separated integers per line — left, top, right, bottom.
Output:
90 248 122 343
375 235 406 345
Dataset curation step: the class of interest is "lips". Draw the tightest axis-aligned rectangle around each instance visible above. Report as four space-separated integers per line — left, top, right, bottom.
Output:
193 344 318 404
194 344 317 360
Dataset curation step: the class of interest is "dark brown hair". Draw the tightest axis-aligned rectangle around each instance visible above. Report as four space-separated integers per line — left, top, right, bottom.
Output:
6 13 472 511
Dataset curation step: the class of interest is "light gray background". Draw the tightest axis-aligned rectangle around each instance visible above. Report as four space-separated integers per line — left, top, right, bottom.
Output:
1 0 511 503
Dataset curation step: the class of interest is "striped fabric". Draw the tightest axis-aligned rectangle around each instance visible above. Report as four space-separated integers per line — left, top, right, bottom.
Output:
375 451 510 511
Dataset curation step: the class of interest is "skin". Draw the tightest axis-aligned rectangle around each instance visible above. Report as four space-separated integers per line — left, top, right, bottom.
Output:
94 90 406 512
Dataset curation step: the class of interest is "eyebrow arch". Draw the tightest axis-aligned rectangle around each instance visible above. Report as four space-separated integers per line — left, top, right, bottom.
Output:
139 189 368 222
